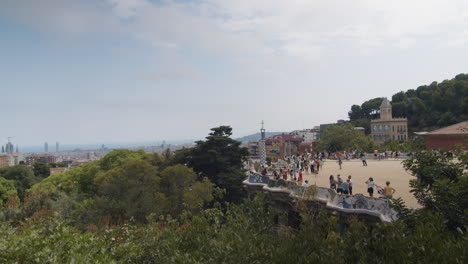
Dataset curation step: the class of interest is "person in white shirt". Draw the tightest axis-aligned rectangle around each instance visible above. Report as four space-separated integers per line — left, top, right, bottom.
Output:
365 177 375 197
302 180 309 187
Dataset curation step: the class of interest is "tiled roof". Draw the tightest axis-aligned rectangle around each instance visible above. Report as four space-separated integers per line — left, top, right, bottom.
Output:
380 97 391 107
425 121 468 135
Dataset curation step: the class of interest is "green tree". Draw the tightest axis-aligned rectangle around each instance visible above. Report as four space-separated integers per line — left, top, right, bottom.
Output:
33 161 50 179
160 164 214 216
348 98 384 133
318 123 376 152
178 126 249 203
94 159 167 224
0 165 37 200
349 73 468 133
0 177 17 206
403 151 468 231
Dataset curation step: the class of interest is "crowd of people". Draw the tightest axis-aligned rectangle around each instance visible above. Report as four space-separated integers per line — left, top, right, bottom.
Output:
328 175 396 199
258 152 397 200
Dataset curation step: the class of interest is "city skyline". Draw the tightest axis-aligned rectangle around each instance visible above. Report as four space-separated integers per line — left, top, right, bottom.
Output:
1 0 468 146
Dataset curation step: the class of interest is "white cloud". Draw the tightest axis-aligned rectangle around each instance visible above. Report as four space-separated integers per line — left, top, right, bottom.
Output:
3 0 468 144
3 0 468 61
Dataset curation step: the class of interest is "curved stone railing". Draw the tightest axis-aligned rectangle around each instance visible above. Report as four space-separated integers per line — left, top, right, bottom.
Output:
243 174 398 223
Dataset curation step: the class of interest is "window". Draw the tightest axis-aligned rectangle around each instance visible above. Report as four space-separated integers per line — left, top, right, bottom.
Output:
373 125 377 131
384 125 389 131
379 125 383 131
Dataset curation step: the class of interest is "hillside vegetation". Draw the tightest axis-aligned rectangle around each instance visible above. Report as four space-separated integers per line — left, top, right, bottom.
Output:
0 126 467 263
348 73 468 133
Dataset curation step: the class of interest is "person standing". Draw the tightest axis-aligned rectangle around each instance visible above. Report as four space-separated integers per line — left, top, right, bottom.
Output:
366 177 375 197
347 175 353 195
329 175 336 190
298 170 303 184
343 179 349 195
338 157 343 170
383 181 396 199
336 175 344 194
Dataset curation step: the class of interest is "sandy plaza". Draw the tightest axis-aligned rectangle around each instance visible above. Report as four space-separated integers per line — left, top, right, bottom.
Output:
302 159 420 208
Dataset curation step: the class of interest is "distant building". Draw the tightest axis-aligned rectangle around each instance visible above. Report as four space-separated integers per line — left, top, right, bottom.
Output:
371 98 408 144
247 141 260 157
290 129 319 142
5 142 14 154
265 134 304 159
44 142 48 153
56 142 59 152
26 154 56 165
0 155 8 168
422 121 468 150
8 153 25 166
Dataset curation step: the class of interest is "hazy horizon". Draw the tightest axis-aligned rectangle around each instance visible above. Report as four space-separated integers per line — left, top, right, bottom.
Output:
2 0 468 147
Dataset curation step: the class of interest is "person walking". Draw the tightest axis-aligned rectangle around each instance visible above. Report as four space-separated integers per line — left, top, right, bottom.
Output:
366 177 375 197
338 157 343 170
361 154 367 166
347 175 353 195
383 181 396 199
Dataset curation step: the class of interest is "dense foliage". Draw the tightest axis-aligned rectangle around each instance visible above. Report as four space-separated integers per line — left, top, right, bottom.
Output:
0 125 467 263
318 123 376 152
403 151 468 231
172 126 249 203
0 149 214 227
349 73 468 132
0 165 37 200
33 161 51 179
0 195 466 263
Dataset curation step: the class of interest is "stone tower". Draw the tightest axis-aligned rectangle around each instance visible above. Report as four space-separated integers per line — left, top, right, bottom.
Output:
371 97 408 144
259 121 266 167
380 98 392 120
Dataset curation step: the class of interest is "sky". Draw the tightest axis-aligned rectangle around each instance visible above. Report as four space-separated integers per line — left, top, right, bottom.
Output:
1 0 468 147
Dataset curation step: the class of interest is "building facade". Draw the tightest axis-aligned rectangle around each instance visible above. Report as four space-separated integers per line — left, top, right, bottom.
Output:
371 98 408 144
423 121 468 150
0 155 8 168
290 129 319 142
265 134 303 159
26 154 56 165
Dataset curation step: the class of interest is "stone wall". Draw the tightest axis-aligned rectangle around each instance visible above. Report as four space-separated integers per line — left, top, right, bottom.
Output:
243 175 398 224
